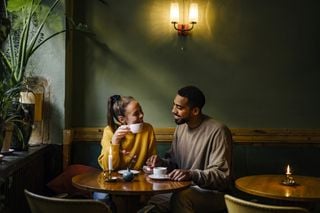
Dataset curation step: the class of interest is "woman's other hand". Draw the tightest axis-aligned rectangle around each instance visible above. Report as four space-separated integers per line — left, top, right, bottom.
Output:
146 155 163 168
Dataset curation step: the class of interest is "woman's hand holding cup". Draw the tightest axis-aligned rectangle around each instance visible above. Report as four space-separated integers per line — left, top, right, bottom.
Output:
112 125 131 144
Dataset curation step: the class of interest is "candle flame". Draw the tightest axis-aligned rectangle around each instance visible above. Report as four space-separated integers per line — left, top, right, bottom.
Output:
286 165 291 175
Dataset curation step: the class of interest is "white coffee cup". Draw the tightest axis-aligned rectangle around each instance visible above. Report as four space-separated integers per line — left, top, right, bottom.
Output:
153 167 167 177
129 123 143 134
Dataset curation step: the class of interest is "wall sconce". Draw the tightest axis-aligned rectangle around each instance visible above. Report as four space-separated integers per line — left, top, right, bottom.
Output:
170 2 198 36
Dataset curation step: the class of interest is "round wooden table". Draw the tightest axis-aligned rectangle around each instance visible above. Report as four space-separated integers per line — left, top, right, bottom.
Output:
72 170 191 212
235 175 320 202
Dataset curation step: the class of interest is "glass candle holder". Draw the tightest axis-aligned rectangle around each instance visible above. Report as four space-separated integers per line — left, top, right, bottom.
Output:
103 170 116 182
282 173 296 186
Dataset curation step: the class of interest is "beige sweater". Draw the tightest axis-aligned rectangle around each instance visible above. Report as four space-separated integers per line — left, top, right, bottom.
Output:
165 115 233 191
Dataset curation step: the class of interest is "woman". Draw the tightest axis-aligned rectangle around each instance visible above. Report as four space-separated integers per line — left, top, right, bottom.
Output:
98 94 157 171
94 95 157 209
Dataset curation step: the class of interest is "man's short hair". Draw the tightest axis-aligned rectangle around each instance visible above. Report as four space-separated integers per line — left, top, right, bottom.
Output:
177 85 205 110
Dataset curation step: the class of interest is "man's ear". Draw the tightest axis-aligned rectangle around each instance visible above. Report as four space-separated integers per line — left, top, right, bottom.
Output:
117 116 126 124
191 107 200 116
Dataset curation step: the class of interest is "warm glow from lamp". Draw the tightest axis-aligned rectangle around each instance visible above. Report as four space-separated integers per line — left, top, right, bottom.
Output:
170 2 198 36
189 3 198 23
170 3 179 23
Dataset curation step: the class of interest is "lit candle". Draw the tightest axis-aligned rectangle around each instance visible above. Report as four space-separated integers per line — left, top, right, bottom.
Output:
108 146 113 171
286 165 291 175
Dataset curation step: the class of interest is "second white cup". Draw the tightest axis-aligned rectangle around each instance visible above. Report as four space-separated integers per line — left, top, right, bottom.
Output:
153 167 167 177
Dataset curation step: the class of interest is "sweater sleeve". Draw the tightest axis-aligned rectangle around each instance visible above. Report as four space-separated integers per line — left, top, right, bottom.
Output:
190 125 233 191
131 123 157 169
162 129 179 171
97 126 121 170
148 126 157 157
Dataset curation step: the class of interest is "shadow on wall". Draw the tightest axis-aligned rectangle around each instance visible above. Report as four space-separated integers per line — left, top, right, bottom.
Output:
47 101 63 145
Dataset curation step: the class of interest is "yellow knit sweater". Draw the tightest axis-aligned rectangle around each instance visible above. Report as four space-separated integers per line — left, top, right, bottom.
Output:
98 122 157 171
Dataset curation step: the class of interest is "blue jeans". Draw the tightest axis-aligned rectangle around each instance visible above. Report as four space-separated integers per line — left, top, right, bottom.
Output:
93 192 117 212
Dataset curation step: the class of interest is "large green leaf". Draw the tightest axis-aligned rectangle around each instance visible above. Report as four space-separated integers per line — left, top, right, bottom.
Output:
7 0 40 12
2 0 63 83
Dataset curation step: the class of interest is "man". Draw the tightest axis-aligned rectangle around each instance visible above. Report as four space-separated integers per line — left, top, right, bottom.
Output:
145 85 233 213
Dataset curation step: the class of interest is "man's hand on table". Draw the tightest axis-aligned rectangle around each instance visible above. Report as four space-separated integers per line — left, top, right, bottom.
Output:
146 155 192 181
168 169 192 181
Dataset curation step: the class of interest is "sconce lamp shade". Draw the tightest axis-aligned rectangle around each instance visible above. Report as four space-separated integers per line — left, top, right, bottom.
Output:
170 2 198 36
189 3 198 23
170 3 179 23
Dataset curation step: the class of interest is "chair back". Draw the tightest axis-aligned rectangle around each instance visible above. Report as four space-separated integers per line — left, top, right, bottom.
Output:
224 194 309 213
25 189 111 213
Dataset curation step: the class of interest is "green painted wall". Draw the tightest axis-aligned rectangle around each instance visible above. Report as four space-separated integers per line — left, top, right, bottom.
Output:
27 0 66 145
70 0 320 129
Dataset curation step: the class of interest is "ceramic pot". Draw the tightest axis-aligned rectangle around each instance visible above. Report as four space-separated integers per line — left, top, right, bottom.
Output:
122 168 134 182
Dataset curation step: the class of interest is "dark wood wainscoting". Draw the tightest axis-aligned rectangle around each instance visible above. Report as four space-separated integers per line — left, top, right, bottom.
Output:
0 145 56 213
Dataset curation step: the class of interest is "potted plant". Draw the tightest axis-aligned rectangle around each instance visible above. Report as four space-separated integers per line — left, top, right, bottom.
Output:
0 16 11 142
0 14 23 151
0 71 25 152
1 0 93 149
0 0 65 150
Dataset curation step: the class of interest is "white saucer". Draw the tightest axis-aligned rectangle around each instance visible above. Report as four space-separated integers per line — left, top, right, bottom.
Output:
118 170 140 175
148 174 169 180
105 177 117 182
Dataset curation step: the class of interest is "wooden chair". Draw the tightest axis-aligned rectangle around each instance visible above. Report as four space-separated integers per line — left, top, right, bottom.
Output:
25 189 111 213
224 194 309 213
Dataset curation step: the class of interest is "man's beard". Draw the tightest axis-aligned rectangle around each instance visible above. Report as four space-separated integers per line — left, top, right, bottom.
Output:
174 117 188 125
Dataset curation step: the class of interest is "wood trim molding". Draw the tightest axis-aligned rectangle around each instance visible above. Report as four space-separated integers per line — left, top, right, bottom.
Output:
65 127 320 144
62 127 320 170
232 128 320 144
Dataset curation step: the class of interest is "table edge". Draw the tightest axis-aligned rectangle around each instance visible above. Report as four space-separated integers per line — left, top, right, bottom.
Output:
235 175 320 202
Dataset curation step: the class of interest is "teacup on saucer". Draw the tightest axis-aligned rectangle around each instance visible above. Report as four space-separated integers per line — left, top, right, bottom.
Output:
153 167 167 178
